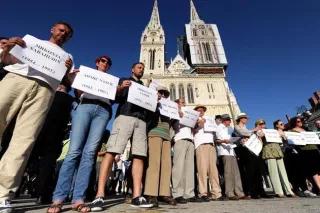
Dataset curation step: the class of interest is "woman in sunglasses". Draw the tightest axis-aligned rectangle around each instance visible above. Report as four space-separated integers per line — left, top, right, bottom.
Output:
260 120 295 197
287 116 320 197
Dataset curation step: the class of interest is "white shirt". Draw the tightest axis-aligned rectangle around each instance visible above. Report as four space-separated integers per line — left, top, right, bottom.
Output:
174 125 193 142
3 41 72 90
194 127 214 149
216 123 236 156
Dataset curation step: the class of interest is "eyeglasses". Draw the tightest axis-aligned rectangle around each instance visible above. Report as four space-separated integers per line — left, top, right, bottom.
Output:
99 58 109 65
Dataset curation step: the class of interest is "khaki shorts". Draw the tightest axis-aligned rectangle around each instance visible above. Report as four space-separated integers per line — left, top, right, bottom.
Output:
106 115 147 157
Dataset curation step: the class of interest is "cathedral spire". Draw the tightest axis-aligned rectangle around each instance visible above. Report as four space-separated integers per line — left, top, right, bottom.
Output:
190 0 204 23
147 0 161 30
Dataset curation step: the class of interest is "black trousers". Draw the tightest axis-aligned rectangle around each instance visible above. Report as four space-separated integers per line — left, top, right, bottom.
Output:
235 146 265 197
283 149 308 192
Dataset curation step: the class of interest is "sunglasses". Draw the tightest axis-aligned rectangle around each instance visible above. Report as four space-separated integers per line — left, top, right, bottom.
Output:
99 58 109 65
296 120 302 123
279 123 284 126
258 123 265 125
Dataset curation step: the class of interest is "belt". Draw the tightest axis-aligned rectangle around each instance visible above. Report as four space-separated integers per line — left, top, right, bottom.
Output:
81 98 112 113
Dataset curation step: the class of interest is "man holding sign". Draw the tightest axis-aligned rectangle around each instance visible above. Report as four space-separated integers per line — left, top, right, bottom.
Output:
91 62 153 210
0 21 73 212
144 86 176 206
193 105 222 201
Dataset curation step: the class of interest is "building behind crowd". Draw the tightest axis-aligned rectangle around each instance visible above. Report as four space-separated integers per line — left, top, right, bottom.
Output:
139 0 241 120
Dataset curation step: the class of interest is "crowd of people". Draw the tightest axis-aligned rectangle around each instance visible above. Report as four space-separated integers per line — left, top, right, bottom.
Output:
1 22 320 213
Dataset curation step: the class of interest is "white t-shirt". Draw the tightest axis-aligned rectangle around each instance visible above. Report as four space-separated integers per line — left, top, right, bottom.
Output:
4 41 72 90
216 123 236 156
174 125 193 142
194 127 214 149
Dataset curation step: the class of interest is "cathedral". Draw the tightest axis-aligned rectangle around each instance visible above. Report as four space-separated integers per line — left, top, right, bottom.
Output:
139 0 241 120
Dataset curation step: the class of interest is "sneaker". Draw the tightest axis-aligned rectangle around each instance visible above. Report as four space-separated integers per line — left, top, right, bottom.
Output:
0 200 12 213
130 196 153 208
90 197 104 212
303 190 317 197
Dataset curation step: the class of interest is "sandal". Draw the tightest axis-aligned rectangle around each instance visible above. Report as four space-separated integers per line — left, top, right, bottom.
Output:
72 203 91 212
47 203 63 213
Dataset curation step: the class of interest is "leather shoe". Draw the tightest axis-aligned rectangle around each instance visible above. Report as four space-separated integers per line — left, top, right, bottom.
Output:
158 196 177 205
187 196 202 202
175 196 187 204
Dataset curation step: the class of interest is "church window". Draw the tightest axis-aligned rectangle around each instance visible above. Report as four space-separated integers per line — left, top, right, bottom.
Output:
206 43 213 62
143 35 147 41
207 83 210 93
187 84 194 103
193 29 197 36
170 84 176 101
178 84 185 99
149 49 156 70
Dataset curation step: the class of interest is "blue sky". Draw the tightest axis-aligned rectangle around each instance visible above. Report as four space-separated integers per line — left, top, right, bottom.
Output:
1 0 319 128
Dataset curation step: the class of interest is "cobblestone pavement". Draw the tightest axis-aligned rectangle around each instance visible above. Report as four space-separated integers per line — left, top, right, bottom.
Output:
12 196 320 213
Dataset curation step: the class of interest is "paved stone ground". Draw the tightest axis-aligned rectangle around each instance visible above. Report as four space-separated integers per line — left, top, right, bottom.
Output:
11 197 320 213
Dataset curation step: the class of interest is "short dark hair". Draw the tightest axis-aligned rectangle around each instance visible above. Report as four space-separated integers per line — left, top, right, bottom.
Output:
0 37 8 40
53 21 74 38
131 62 144 69
273 119 281 129
215 115 222 120
95 55 112 67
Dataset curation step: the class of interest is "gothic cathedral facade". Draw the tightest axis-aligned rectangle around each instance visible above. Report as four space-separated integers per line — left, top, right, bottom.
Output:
139 0 241 120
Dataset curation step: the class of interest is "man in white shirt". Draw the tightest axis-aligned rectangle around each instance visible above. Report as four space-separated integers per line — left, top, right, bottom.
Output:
215 114 245 200
0 22 73 212
171 98 200 203
193 105 222 201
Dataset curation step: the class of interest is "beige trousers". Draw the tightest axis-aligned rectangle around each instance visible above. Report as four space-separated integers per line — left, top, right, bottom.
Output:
172 139 195 199
222 155 244 197
0 73 54 201
266 158 294 196
196 144 221 198
144 136 172 196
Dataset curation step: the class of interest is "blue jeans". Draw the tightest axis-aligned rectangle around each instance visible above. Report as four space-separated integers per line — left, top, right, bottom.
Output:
52 103 111 203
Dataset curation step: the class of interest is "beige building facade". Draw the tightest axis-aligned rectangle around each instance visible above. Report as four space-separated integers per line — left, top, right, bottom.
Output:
139 0 241 120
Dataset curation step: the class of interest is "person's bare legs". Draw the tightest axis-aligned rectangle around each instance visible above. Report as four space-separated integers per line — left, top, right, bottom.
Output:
132 157 144 198
96 152 116 197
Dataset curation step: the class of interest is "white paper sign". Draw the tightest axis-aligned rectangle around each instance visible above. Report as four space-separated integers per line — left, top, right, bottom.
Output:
203 116 217 132
262 129 283 143
127 81 158 112
244 134 263 156
10 34 70 81
301 132 320 145
159 98 180 120
284 132 306 146
179 107 200 128
149 79 160 91
71 65 119 100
